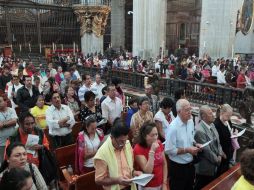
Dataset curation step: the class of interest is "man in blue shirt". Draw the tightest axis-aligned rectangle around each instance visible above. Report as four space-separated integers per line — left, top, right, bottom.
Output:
165 99 201 190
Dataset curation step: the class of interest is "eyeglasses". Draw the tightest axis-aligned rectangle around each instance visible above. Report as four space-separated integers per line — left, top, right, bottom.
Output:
115 137 127 148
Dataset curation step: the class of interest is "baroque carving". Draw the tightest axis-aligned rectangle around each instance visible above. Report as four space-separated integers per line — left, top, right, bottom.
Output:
73 5 111 37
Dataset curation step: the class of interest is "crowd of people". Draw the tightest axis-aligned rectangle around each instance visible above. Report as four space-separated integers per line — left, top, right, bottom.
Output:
51 52 254 89
0 52 253 190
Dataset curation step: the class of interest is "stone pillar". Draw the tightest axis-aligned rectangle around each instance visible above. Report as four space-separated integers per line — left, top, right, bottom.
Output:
111 0 125 49
73 4 111 55
199 0 243 59
133 0 167 59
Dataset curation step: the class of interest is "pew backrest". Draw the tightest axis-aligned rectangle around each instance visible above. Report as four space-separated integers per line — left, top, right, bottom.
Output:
202 164 241 190
55 144 76 171
72 122 82 141
75 171 103 190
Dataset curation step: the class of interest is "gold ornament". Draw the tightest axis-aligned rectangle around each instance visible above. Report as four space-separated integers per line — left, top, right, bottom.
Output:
73 5 111 37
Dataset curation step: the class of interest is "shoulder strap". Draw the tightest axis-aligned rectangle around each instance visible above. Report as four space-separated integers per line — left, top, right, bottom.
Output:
34 127 44 145
9 129 20 144
29 163 37 188
96 129 104 141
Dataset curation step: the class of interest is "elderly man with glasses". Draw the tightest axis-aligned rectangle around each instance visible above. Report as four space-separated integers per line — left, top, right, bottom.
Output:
94 118 142 190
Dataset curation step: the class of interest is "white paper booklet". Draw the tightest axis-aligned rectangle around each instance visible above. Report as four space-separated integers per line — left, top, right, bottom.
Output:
127 174 154 186
200 140 213 148
231 128 246 138
25 134 39 155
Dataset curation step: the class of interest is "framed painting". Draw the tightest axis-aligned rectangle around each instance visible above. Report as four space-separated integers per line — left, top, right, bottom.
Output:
241 0 254 35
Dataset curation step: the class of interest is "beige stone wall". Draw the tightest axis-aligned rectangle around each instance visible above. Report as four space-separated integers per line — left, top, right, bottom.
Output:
111 0 125 49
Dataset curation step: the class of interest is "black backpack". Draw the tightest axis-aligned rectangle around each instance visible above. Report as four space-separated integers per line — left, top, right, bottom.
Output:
38 146 58 184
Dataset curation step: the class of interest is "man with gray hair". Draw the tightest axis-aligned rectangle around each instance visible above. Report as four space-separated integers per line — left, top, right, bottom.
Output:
165 99 201 190
194 105 224 190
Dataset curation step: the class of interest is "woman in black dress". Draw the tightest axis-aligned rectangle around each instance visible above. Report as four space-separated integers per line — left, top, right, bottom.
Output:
214 104 237 176
80 91 103 125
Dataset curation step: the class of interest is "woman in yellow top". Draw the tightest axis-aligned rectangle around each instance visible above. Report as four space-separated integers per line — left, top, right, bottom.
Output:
231 149 254 190
30 95 49 129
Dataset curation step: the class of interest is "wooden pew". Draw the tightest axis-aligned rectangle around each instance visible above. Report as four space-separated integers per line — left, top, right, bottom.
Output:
55 144 76 179
61 170 103 190
72 122 83 141
55 144 76 171
202 164 241 190
75 171 103 190
55 144 76 190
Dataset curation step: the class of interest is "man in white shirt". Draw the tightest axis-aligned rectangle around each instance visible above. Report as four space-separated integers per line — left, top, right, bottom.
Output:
78 74 98 104
212 61 220 79
217 64 226 85
165 99 201 190
101 85 123 126
0 53 3 67
7 75 23 108
46 92 75 149
91 74 105 99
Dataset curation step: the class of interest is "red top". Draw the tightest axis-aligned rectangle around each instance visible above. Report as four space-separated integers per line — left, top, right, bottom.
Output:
236 74 246 89
133 141 164 187
5 128 49 167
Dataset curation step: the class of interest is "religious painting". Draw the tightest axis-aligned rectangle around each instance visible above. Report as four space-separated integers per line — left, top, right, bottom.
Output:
241 0 254 35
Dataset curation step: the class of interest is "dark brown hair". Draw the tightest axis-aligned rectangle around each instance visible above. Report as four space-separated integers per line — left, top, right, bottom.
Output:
138 122 157 147
240 149 254 183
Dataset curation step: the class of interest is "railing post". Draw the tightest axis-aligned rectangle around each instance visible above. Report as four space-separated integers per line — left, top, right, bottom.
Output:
223 88 232 105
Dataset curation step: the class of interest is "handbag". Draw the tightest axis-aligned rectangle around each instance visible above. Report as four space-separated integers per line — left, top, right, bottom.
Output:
226 121 240 150
231 138 240 150
38 147 58 185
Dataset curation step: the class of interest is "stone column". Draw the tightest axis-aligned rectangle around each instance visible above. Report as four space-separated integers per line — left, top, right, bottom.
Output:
133 0 167 59
111 0 125 49
73 4 111 55
199 0 243 59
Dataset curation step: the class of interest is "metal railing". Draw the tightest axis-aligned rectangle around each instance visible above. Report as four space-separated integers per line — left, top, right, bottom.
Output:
78 66 245 110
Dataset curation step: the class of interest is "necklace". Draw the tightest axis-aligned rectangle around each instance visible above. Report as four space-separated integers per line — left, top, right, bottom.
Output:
0 109 8 120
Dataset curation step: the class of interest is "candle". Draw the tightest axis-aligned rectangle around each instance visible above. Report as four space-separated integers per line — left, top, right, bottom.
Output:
232 44 234 58
52 43 54 52
19 44 21 52
39 43 41 54
29 43 31 52
161 41 164 60
73 42 76 54
61 44 63 51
